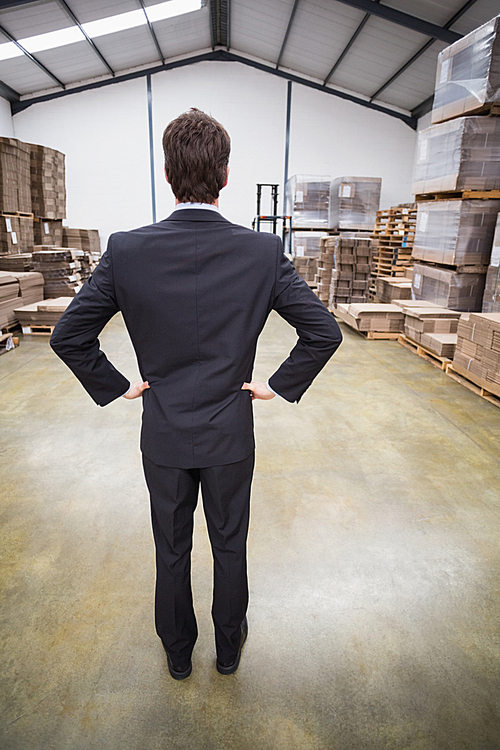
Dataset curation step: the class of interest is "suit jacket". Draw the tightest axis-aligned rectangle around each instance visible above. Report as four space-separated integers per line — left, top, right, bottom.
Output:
50 209 342 468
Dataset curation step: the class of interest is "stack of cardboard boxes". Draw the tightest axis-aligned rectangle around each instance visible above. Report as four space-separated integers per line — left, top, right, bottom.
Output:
322 235 373 308
483 214 500 312
0 270 44 329
29 143 66 220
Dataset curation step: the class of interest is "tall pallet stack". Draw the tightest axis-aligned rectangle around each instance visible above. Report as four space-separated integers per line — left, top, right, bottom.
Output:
29 144 66 220
0 138 33 256
411 15 500 312
371 204 417 280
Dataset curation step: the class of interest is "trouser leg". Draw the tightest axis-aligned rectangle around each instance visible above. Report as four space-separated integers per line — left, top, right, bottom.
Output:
142 455 200 664
200 452 255 664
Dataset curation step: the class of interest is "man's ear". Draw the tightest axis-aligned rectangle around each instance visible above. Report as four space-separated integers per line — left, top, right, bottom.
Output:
164 168 170 184
222 165 229 188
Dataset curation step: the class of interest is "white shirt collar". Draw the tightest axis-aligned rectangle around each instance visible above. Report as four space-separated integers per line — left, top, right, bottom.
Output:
173 202 220 213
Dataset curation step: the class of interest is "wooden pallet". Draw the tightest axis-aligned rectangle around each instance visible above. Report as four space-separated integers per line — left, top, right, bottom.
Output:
415 189 500 202
22 324 55 335
411 260 488 274
0 210 34 219
445 364 500 409
398 334 452 371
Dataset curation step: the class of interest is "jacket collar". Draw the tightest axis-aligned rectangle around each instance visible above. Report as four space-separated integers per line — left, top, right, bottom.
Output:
162 208 231 223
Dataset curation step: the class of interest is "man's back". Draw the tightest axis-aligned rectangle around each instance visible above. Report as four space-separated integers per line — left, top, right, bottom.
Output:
112 208 281 468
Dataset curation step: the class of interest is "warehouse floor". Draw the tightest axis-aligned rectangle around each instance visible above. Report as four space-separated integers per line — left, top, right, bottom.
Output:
1 311 500 750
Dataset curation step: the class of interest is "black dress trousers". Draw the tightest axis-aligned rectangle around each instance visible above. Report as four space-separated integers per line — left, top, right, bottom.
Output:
142 452 255 665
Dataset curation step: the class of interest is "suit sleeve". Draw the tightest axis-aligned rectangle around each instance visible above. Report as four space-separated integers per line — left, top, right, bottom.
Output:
50 237 130 406
268 239 342 403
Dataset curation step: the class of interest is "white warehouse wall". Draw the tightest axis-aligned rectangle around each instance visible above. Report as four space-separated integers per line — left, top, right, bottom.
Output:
0 97 14 137
13 61 417 248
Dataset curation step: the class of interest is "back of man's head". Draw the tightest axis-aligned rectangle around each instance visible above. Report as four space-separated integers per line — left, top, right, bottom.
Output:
162 108 231 204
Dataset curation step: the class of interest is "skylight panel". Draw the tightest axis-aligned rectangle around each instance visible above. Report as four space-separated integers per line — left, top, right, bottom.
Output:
0 0 204 62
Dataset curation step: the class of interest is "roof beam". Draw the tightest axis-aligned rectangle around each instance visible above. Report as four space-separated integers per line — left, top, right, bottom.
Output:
412 94 433 120
209 0 229 48
323 0 379 85
57 0 115 77
276 0 300 70
0 78 20 101
333 0 461 44
370 0 479 102
0 23 65 89
139 0 165 65
11 49 417 129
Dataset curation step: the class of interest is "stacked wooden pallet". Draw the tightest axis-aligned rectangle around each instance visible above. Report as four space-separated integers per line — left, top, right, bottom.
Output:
371 204 417 279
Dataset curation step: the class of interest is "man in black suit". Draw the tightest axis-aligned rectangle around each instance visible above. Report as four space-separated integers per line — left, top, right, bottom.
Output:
51 108 342 680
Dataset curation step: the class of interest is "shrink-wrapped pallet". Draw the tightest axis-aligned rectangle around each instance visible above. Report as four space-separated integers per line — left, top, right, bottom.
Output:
413 116 500 194
412 263 485 312
413 200 500 266
286 175 330 227
329 177 381 231
292 232 327 258
0 214 34 254
432 15 500 124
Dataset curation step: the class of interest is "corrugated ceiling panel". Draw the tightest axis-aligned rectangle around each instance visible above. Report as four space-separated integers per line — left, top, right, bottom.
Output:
66 0 140 24
35 40 110 82
376 42 448 110
90 26 160 70
0 1 68 39
150 8 211 59
382 0 463 27
449 2 499 35
279 0 367 81
0 54 58 94
326 15 428 97
230 0 293 64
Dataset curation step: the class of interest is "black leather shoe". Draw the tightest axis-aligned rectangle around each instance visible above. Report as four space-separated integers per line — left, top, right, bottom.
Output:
166 653 192 681
216 617 248 675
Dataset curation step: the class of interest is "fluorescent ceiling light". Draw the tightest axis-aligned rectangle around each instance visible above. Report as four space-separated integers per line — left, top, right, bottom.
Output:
0 0 203 61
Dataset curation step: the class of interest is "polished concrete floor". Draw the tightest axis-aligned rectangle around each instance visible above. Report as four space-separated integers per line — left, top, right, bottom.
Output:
1 311 500 750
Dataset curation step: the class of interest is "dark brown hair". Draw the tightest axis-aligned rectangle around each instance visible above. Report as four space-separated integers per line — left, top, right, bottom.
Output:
162 108 231 204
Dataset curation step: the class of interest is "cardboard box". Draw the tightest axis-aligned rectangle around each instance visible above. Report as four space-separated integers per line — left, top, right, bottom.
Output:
286 175 330 227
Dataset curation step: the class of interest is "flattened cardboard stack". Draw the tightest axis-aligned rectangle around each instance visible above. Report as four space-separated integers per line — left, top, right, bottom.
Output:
329 177 381 231
293 256 317 284
33 217 63 246
371 204 417 278
375 277 412 303
0 214 34 254
0 254 33 272
400 304 461 357
32 247 83 298
0 137 31 214
62 227 101 257
14 297 72 332
29 143 66 219
0 270 44 328
453 312 500 397
483 213 500 312
286 175 330 227
0 271 20 329
335 303 404 334
431 16 500 124
413 116 500 194
323 235 373 308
